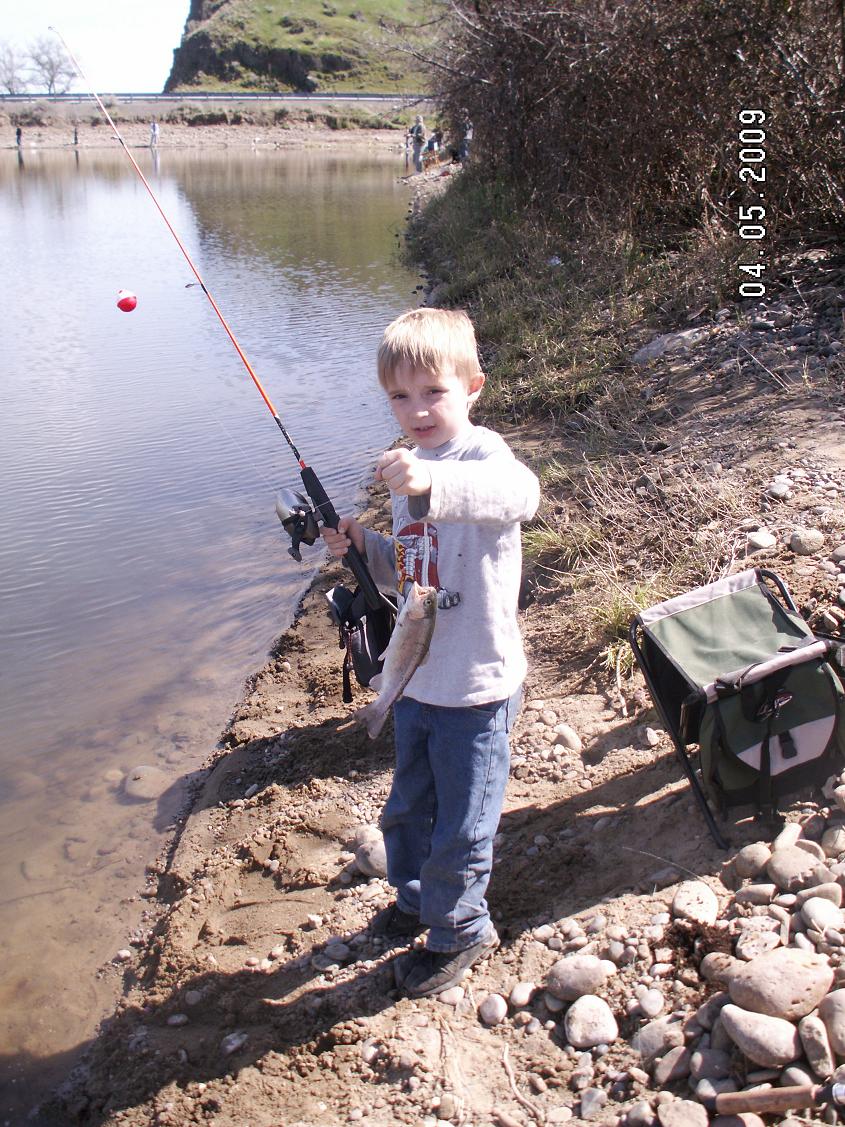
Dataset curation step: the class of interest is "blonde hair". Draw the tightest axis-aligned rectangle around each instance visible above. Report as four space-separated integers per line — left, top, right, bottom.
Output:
377 308 483 389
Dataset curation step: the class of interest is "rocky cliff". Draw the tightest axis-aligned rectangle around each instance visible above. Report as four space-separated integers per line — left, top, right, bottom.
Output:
166 0 423 93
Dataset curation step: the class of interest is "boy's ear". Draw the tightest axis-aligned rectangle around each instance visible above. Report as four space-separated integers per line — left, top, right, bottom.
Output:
467 372 485 405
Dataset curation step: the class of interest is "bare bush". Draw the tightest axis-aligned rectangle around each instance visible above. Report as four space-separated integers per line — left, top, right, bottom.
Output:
0 42 28 94
429 0 845 238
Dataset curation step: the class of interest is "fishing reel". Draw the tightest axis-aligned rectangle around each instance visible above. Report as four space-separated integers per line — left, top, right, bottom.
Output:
275 489 320 562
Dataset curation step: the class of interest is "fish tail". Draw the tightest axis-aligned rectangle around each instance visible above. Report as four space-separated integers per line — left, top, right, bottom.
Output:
355 700 389 740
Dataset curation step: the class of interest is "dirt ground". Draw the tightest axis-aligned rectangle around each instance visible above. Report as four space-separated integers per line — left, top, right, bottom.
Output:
2 118 405 153
35 233 845 1125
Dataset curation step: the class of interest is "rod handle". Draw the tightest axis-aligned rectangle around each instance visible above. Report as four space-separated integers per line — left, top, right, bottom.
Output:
715 1084 822 1115
300 466 382 610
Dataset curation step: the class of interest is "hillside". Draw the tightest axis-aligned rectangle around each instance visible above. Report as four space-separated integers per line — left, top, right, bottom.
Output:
165 0 429 93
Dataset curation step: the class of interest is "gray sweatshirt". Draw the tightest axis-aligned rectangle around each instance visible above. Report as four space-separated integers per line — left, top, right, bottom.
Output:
362 422 540 707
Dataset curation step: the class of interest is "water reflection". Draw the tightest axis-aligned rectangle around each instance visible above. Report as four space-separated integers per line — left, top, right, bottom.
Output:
0 145 412 1113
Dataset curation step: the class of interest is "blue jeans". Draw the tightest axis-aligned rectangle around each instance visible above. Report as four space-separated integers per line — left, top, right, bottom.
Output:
381 688 521 952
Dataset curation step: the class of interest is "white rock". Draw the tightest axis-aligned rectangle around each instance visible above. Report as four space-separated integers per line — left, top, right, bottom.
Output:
546 954 609 1001
822 826 845 857
719 1004 802 1067
114 949 133 963
818 989 845 1055
672 880 719 925
478 993 508 1026
766 844 831 891
747 529 776 551
509 981 536 1008
727 947 833 1019
734 842 772 878
563 995 618 1048
657 1099 709 1127
554 724 582 752
798 1013 835 1078
802 896 845 932
640 988 665 1018
437 986 465 1006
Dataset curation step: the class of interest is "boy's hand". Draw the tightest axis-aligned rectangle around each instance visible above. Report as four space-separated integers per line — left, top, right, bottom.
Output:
376 449 432 497
321 515 365 558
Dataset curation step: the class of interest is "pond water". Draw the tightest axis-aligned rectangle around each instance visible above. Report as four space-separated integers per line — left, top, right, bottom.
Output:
0 143 414 1114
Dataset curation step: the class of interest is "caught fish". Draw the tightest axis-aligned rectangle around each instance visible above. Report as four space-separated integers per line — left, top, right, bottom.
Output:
356 582 437 738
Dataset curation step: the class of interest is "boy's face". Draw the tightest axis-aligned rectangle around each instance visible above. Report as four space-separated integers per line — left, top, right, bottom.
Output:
384 362 484 449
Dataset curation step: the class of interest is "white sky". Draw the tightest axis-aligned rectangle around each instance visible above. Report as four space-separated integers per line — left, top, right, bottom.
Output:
3 2 190 93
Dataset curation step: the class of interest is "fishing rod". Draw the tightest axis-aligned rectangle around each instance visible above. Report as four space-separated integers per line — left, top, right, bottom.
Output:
50 26 383 611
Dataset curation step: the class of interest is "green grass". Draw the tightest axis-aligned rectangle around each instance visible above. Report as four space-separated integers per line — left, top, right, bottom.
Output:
176 0 430 93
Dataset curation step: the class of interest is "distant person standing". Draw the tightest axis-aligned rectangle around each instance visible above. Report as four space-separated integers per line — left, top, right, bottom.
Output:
459 119 473 163
408 115 426 174
15 126 22 147
149 120 160 148
73 125 79 147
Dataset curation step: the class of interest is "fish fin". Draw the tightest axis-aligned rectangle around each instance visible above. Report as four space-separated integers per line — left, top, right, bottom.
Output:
354 701 387 740
369 673 383 692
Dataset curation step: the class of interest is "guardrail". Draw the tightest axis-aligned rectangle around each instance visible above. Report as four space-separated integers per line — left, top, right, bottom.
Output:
0 91 427 104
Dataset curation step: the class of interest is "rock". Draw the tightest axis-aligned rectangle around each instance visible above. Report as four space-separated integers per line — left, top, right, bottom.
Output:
631 1017 685 1063
712 1117 766 1127
563 995 618 1048
747 530 776 551
766 844 831 891
639 988 665 1018
438 986 465 1006
579 1088 607 1120
546 954 610 1001
798 1013 835 1078
355 838 387 878
734 926 780 961
700 952 741 984
554 724 583 752
123 765 169 801
766 481 791 500
790 528 825 555
796 882 842 907
509 981 536 1008
633 328 709 365
220 1030 248 1056
819 989 845 1055
627 1103 657 1127
652 1045 691 1085
734 842 775 874
690 1047 733 1081
672 880 719 925
727 947 833 1019
822 827 845 858
719 1004 802 1067
479 993 508 1026
802 896 845 932
324 941 351 962
657 1100 709 1127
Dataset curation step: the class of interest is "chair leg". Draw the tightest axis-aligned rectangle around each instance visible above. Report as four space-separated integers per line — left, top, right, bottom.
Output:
673 744 730 849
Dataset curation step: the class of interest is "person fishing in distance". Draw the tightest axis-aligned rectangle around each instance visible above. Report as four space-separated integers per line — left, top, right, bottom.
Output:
322 308 540 998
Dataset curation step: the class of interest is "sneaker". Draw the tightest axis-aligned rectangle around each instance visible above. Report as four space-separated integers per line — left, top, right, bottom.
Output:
393 929 499 997
370 902 424 945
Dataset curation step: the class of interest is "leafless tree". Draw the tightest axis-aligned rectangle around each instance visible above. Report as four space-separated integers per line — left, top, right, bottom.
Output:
0 42 28 94
28 35 75 95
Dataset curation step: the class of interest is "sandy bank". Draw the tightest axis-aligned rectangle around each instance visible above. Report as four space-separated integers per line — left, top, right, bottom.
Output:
3 120 407 153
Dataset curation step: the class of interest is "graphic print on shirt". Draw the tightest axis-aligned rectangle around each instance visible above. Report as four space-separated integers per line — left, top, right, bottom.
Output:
394 521 460 609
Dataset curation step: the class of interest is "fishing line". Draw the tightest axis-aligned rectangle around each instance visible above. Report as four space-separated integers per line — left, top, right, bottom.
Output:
51 26 384 610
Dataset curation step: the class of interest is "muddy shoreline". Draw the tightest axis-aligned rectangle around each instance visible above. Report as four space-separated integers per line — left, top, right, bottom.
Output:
25 158 845 1125
3 120 407 153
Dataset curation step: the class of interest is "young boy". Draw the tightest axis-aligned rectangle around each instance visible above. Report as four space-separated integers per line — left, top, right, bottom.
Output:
323 308 540 997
